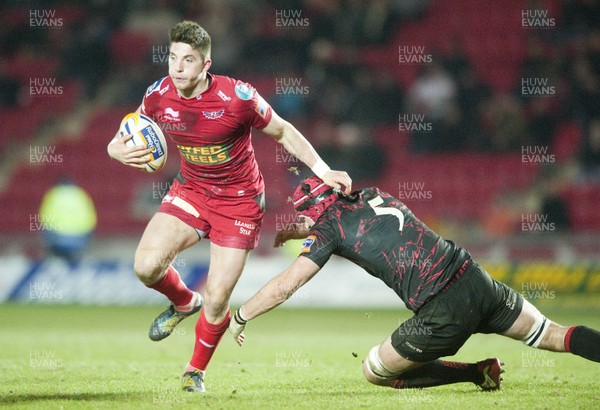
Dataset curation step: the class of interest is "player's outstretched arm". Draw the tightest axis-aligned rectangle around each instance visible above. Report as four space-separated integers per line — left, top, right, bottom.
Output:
273 222 311 247
229 256 321 346
261 111 352 195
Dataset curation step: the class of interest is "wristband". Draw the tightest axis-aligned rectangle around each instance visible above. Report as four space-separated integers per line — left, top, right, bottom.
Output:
310 158 331 179
234 309 248 325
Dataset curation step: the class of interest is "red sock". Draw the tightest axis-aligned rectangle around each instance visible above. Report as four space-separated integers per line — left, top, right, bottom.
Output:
564 326 576 352
189 309 231 371
147 265 193 307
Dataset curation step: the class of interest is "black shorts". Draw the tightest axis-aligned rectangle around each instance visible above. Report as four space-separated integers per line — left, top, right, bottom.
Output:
391 260 523 362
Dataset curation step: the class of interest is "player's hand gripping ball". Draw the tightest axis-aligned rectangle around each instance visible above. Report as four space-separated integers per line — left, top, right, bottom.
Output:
119 112 167 173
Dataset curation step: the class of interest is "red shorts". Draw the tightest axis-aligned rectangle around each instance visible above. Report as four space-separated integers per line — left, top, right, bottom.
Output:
158 179 265 249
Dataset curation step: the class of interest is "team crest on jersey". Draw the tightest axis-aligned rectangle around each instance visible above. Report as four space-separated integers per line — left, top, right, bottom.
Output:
235 83 255 100
202 109 225 120
300 235 317 253
146 77 168 97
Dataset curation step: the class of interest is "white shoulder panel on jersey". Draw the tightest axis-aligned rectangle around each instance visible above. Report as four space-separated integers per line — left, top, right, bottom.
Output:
146 77 169 97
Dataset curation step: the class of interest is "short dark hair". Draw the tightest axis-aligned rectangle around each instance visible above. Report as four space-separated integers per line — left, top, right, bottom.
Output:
169 21 211 60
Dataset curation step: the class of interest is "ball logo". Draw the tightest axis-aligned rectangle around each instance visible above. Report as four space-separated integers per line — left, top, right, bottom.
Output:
141 125 165 160
119 112 168 173
120 112 139 136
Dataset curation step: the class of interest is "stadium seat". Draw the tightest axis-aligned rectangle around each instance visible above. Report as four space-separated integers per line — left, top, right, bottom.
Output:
551 121 583 163
109 30 153 66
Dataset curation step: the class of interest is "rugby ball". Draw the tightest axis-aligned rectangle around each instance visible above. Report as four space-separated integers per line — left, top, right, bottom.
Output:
119 112 167 173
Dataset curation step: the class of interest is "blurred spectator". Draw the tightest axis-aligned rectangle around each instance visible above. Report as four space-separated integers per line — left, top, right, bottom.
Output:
538 167 572 233
39 179 97 262
454 66 491 150
406 60 457 122
540 193 570 232
319 122 385 182
391 0 433 19
443 40 470 79
270 70 310 118
562 0 600 32
568 56 600 121
526 98 557 148
59 15 112 98
0 61 20 107
311 0 395 47
480 94 529 152
588 30 600 74
125 1 180 42
579 118 600 180
311 72 354 122
432 103 469 152
343 68 404 126
405 60 459 152
521 35 557 80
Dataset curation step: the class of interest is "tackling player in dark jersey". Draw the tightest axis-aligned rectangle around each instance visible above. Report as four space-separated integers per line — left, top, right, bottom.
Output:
229 176 600 391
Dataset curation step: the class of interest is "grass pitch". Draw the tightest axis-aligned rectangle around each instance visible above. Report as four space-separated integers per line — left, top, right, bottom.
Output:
0 298 599 409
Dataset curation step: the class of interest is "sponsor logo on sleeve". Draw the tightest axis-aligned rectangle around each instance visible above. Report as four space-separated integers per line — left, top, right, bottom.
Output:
255 95 269 119
235 83 255 100
300 235 316 253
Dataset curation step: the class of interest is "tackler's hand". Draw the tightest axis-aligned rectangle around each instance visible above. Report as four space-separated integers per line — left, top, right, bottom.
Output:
321 170 352 196
273 223 310 247
229 309 248 346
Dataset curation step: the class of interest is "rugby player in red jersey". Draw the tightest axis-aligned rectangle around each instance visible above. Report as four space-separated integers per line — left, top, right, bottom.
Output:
230 177 600 390
107 21 352 392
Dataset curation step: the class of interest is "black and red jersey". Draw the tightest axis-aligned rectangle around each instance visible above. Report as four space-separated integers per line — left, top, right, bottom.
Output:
299 187 471 311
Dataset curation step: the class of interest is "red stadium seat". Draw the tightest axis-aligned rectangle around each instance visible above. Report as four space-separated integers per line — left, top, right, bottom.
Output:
109 30 153 65
551 121 583 163
562 184 600 232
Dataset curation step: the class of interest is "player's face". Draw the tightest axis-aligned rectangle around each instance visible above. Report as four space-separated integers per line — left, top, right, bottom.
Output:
168 42 211 97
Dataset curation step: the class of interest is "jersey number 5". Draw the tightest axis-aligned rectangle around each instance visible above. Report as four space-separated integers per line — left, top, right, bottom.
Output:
367 196 404 231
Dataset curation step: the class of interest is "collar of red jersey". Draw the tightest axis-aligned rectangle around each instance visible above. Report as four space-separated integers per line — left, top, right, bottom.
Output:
175 72 214 100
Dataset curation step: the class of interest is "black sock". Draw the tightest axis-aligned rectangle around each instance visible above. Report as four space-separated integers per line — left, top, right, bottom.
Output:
566 326 600 362
393 360 482 389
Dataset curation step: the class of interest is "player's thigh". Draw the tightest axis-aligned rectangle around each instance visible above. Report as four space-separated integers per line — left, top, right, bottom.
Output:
501 298 540 340
377 335 427 374
134 212 200 277
202 242 250 320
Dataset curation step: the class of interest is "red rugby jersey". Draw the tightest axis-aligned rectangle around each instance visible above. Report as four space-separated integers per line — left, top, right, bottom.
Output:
140 74 273 198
